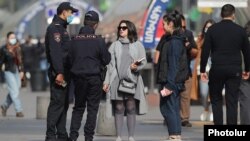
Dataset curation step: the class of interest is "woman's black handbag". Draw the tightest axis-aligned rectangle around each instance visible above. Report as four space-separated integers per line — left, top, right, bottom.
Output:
118 79 136 94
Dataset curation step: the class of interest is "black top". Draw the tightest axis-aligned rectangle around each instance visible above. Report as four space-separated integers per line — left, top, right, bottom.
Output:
68 26 111 77
183 29 197 76
45 15 70 75
156 33 171 51
200 20 250 72
156 34 171 84
0 45 24 73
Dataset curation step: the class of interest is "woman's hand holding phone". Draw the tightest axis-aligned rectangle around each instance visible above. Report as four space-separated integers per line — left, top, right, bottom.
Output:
134 57 145 65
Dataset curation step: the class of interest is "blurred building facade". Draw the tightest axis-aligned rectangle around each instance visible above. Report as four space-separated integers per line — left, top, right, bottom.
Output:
0 0 249 93
0 0 249 47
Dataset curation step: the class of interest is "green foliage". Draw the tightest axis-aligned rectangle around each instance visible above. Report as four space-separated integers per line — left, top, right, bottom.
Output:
0 0 7 8
188 7 201 22
99 0 110 13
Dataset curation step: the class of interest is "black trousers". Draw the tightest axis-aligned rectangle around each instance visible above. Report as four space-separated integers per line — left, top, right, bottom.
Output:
45 70 69 141
69 75 102 140
68 79 75 103
209 65 241 125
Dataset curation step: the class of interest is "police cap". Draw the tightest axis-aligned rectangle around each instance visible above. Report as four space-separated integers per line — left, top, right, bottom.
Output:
84 10 99 22
57 2 78 14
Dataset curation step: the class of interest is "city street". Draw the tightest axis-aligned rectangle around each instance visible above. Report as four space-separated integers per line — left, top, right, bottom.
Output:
0 83 208 141
0 0 249 141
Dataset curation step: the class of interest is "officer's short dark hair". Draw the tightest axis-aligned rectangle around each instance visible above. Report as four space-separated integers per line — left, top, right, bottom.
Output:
84 11 99 27
84 20 99 27
7 31 14 39
116 20 138 43
221 4 235 18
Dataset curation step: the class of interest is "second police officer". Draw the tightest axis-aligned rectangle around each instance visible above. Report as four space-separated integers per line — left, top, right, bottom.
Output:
68 11 111 141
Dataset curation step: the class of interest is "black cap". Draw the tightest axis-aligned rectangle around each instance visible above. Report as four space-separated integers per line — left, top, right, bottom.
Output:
84 10 99 22
57 2 78 14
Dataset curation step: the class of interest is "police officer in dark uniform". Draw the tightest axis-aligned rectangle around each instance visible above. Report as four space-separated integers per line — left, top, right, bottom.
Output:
68 11 111 141
44 2 78 141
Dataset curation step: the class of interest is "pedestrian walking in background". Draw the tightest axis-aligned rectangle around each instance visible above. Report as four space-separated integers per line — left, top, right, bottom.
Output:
20 35 37 76
200 4 250 125
179 14 197 128
192 19 216 121
157 11 189 141
239 20 250 125
44 2 78 141
0 31 24 117
103 20 148 141
68 10 111 141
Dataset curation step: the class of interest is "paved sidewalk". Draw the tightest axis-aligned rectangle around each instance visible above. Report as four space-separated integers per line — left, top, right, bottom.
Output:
0 83 208 141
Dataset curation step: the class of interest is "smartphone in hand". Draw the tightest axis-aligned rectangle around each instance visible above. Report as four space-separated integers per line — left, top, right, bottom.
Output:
160 87 172 97
135 57 146 65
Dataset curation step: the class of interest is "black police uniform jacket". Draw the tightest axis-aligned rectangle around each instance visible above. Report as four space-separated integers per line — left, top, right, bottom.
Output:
68 26 111 77
45 15 70 79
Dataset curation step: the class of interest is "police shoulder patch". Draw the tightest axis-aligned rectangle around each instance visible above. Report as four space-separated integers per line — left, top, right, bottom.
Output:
54 33 61 42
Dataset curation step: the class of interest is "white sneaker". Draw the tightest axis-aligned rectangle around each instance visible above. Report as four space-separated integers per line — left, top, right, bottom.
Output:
200 111 209 121
208 112 213 121
128 136 135 141
162 135 182 141
116 136 122 141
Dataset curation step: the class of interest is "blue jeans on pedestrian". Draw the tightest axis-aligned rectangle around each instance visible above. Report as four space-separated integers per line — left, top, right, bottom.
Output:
160 85 181 135
2 70 23 112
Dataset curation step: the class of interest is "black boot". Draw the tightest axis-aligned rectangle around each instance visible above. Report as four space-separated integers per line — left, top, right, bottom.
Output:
45 137 56 141
85 138 93 141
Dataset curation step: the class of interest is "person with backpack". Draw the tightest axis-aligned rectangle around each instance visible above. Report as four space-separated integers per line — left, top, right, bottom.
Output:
157 11 188 141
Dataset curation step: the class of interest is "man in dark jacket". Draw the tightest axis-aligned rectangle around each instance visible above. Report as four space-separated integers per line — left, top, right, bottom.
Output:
200 4 250 125
68 11 111 141
44 2 78 141
179 14 197 127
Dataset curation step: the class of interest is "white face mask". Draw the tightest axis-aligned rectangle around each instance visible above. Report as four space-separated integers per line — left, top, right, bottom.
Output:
9 38 17 45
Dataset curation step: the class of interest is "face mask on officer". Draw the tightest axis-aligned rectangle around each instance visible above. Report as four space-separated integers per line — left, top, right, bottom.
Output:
9 38 17 45
63 10 74 24
67 15 74 24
